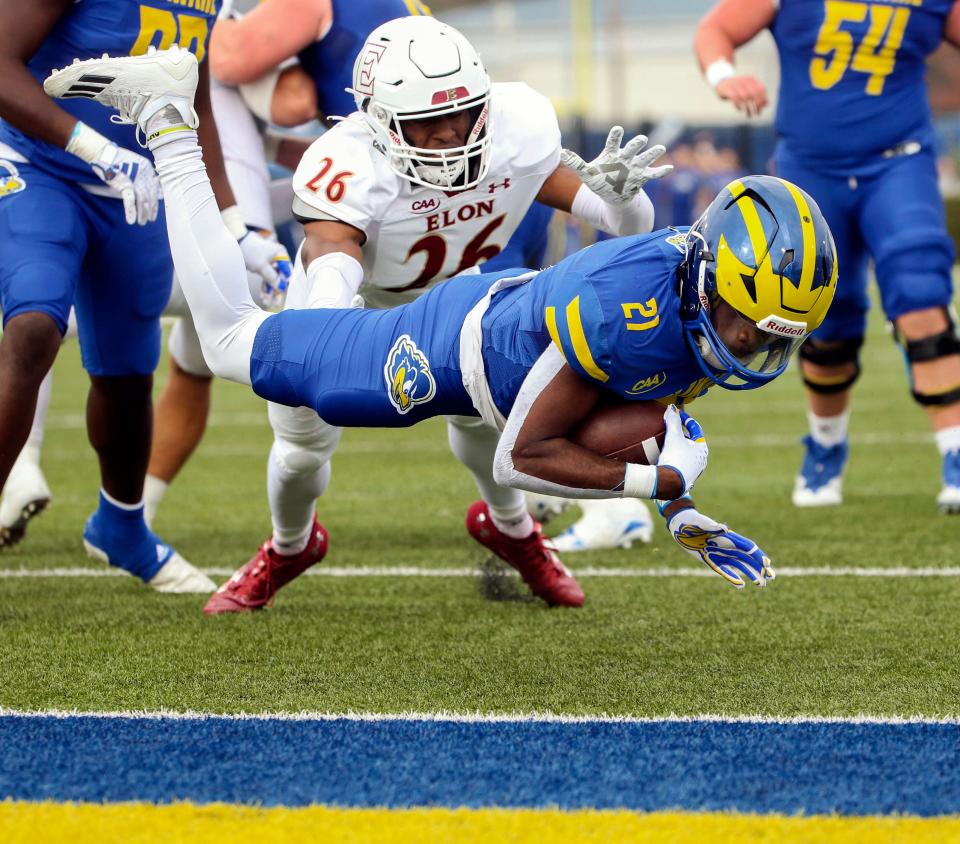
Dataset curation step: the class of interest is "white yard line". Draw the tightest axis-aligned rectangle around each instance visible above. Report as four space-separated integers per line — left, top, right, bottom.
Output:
0 707 957 725
2 565 960 579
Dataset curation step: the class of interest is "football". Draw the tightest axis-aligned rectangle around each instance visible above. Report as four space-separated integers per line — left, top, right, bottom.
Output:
571 398 667 464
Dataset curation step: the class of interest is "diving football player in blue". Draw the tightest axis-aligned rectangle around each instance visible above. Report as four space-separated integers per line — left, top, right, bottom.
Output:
45 47 839 602
696 0 960 512
0 0 289 590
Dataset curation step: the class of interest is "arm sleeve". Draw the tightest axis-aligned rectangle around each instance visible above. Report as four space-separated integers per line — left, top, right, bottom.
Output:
492 345 632 499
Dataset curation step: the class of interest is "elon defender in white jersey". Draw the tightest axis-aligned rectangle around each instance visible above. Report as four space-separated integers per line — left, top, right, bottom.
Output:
203 16 672 613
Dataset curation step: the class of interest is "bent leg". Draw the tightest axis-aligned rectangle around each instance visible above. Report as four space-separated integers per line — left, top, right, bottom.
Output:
267 402 340 553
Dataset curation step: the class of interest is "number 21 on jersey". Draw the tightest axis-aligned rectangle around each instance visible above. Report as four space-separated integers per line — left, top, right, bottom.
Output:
809 0 912 96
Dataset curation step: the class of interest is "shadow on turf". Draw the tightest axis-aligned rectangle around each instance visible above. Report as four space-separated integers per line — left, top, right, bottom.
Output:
478 555 536 603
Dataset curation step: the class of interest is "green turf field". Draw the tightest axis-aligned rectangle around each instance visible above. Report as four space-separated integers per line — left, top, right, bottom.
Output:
1 306 958 719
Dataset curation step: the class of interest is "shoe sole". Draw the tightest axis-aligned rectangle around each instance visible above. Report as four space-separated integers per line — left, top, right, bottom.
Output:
0 496 50 549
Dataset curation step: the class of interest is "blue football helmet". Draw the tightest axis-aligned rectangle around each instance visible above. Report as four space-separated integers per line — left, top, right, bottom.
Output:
679 175 838 390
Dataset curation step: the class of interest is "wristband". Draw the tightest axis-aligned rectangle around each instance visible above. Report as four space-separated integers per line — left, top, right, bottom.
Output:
705 58 736 89
623 462 657 499
65 121 111 165
221 205 248 241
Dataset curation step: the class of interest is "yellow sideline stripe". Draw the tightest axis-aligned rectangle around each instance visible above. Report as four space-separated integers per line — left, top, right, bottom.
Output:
3 802 960 844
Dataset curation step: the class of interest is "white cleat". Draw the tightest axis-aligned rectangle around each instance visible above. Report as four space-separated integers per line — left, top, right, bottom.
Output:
0 454 52 549
524 492 570 525
937 485 960 515
147 552 217 594
792 475 843 508
43 46 200 135
551 498 654 552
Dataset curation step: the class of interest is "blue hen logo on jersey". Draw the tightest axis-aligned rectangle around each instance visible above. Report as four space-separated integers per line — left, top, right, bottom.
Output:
0 161 25 199
384 334 436 414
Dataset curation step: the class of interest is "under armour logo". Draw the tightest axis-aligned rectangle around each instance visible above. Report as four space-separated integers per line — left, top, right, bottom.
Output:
599 161 628 195
488 178 510 194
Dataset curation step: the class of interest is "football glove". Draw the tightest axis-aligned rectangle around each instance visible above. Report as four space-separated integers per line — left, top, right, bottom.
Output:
221 206 292 308
560 126 673 207
239 230 292 308
66 121 160 226
657 405 708 498
666 506 775 589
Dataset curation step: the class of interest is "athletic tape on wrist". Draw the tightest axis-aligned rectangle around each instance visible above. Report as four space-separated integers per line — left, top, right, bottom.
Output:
705 58 736 89
623 463 658 499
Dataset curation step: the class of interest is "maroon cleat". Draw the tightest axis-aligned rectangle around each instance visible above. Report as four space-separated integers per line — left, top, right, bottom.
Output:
203 516 328 615
466 500 585 607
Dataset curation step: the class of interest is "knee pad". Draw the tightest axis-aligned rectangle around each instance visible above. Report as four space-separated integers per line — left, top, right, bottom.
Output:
269 402 342 468
167 316 213 378
895 307 960 406
798 336 863 394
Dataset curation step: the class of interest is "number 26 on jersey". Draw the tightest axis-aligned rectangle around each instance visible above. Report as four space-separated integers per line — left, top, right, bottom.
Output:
305 158 354 204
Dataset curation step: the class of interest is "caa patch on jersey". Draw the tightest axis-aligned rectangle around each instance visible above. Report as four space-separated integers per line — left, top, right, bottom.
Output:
384 334 436 414
0 161 25 199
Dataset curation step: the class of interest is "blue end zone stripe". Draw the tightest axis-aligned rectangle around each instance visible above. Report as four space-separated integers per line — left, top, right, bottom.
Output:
2 715 959 816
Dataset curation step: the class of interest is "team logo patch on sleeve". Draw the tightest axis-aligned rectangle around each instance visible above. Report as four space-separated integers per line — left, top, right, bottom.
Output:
0 161 25 199
384 334 436 414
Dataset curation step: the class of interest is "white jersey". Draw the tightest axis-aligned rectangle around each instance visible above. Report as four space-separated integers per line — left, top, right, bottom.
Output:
290 82 561 308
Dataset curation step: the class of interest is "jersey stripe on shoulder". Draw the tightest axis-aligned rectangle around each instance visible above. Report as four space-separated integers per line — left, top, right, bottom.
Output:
545 297 609 383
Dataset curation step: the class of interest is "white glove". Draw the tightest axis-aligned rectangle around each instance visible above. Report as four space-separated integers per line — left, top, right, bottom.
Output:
657 405 708 498
66 122 159 226
222 206 292 308
560 126 673 207
666 506 775 589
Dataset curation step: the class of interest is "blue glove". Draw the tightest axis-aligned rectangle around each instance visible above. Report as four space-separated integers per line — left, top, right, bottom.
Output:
666 506 775 588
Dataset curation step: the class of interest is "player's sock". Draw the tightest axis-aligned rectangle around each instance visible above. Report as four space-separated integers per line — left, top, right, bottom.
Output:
807 409 849 447
488 505 535 539
147 121 267 386
83 489 170 581
28 369 52 452
447 417 535 538
935 425 960 456
268 442 331 556
143 474 168 528
144 105 195 155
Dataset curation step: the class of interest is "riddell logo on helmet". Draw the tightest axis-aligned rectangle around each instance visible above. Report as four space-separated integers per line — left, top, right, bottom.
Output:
431 87 469 104
760 315 807 337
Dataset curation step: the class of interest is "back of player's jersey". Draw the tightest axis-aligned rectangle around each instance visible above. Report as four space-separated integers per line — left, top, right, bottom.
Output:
772 0 950 168
0 0 219 184
298 0 422 120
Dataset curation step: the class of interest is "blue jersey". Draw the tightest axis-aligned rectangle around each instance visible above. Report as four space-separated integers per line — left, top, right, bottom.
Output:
249 230 713 428
0 0 220 184
481 231 712 418
771 0 952 170
298 0 424 120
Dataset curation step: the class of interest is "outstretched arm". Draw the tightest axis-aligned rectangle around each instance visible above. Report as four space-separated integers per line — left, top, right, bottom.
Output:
693 0 777 117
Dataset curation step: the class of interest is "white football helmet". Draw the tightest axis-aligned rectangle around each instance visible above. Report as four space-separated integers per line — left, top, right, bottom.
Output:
349 16 492 191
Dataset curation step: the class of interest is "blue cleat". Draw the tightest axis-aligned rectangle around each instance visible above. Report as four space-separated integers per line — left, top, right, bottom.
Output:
792 435 848 507
82 492 215 593
937 450 960 514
